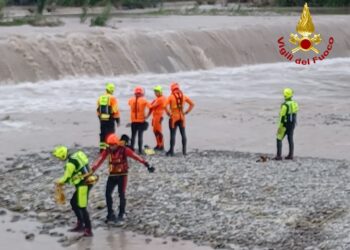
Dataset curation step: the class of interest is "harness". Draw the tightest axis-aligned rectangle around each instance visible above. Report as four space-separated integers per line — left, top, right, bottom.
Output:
173 90 184 114
67 151 90 185
282 100 298 124
98 94 112 121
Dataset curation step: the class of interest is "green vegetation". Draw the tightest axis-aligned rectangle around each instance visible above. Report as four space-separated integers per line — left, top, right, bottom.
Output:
90 0 111 25
276 0 350 6
120 0 159 9
0 0 6 19
37 0 47 14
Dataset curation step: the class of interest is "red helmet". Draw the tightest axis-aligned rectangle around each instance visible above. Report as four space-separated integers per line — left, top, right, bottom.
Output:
134 86 144 95
170 82 180 92
106 134 120 145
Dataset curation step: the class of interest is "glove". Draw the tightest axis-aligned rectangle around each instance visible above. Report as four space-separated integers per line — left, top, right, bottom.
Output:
144 162 155 173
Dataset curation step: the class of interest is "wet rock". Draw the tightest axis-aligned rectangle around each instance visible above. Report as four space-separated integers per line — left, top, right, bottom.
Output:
10 215 21 222
57 236 68 243
25 233 35 241
0 210 6 216
145 238 152 244
95 201 105 210
1 115 10 121
1 148 350 249
38 212 48 220
49 231 61 237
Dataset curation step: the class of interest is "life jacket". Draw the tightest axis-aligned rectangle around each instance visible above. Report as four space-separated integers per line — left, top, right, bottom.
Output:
282 100 299 124
66 151 90 186
98 94 113 121
108 146 128 175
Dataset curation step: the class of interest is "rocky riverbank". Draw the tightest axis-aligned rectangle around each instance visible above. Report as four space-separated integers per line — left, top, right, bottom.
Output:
1 149 350 249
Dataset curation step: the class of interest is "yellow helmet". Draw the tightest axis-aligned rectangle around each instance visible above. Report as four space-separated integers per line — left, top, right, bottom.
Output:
153 85 162 93
283 88 293 99
106 82 115 94
52 146 68 161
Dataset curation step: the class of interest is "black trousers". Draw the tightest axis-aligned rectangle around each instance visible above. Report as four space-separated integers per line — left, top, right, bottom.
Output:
100 119 115 150
169 120 187 155
277 122 295 157
105 175 127 219
131 122 145 154
70 185 92 229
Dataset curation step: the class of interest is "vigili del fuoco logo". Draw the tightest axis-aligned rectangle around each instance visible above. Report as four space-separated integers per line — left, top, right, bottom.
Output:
277 3 334 65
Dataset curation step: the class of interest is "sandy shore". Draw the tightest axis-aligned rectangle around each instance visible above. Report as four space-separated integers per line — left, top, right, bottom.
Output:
1 96 349 162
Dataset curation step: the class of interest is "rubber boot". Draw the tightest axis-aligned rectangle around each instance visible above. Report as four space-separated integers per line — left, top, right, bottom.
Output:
182 144 187 156
118 198 126 221
273 139 283 161
284 147 293 160
105 213 117 223
83 228 93 237
285 138 294 160
68 221 84 232
166 150 174 157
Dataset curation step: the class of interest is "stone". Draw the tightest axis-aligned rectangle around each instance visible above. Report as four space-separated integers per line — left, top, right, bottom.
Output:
25 233 35 241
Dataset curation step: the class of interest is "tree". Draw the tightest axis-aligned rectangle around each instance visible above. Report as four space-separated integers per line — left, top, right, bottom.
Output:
37 0 47 14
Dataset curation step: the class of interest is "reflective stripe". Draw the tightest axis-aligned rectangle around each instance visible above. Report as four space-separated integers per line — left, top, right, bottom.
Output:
77 185 88 208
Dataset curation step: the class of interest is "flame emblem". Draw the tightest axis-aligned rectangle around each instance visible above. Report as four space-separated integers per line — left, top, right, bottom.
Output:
289 3 322 54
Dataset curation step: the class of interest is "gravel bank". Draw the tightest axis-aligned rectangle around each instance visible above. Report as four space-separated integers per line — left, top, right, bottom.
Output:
0 148 349 250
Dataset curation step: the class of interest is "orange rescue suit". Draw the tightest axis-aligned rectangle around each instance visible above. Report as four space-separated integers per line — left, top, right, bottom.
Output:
165 90 194 128
150 95 166 147
128 96 150 123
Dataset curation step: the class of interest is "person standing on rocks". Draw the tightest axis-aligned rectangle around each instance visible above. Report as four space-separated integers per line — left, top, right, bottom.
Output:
165 82 195 156
91 133 155 223
97 82 120 152
148 85 167 151
128 86 151 154
273 88 299 160
53 146 95 237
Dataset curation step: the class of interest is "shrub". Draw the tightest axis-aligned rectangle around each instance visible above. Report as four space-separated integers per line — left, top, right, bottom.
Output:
121 0 160 9
90 1 111 26
0 0 6 19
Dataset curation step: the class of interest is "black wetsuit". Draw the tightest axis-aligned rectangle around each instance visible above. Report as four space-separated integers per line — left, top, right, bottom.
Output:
131 122 146 154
